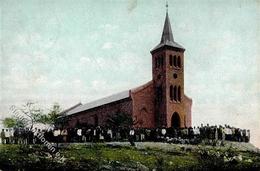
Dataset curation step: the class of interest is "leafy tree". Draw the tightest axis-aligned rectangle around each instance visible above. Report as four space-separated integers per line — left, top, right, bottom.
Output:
3 102 64 129
47 103 62 124
37 103 62 125
3 118 16 128
2 117 26 128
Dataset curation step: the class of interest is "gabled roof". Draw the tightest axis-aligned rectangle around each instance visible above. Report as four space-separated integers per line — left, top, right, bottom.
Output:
62 81 153 117
151 12 185 53
65 90 130 116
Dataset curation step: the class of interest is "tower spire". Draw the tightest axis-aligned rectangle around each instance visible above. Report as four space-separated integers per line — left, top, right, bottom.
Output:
150 2 185 53
160 7 174 43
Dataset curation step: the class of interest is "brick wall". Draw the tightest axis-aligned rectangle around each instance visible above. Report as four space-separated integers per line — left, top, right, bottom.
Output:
66 98 133 128
131 81 156 128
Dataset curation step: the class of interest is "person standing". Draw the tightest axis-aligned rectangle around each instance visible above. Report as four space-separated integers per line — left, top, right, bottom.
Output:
161 128 167 142
9 128 14 144
61 129 68 143
107 128 112 142
0 129 5 144
246 130 250 142
129 128 135 146
193 126 200 139
5 129 10 144
99 127 104 142
82 128 87 143
77 128 82 142
53 129 61 143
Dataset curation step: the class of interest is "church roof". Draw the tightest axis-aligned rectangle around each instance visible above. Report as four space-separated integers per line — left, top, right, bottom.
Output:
60 102 82 115
151 12 185 53
62 81 152 116
64 90 130 116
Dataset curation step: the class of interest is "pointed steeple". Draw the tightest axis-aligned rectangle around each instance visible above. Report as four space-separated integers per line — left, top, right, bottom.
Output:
151 8 185 53
160 12 174 43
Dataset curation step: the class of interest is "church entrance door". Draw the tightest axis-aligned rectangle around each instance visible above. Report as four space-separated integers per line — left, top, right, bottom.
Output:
171 112 180 128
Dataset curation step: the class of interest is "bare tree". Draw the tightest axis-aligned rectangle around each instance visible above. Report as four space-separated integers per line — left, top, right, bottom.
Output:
19 102 44 130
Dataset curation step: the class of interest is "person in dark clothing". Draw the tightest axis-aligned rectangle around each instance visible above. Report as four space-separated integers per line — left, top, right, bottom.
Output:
188 127 194 139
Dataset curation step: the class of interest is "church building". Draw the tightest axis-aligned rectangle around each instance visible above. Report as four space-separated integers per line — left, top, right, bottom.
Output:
61 11 192 129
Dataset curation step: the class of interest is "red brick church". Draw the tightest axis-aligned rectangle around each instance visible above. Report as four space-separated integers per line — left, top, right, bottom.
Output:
61 11 192 129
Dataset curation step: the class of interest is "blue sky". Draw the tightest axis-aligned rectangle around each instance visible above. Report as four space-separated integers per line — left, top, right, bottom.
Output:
0 0 259 147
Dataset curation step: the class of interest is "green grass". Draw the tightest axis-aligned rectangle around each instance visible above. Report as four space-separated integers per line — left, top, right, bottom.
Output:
0 143 259 171
59 144 200 170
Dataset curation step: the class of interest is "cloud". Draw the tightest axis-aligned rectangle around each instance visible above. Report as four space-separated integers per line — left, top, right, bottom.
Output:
102 42 114 49
79 56 92 65
99 24 119 32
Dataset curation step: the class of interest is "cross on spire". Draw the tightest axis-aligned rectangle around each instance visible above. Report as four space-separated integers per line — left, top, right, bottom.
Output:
150 1 185 53
166 1 168 13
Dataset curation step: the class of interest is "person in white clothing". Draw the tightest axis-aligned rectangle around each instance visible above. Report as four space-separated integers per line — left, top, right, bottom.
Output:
193 126 200 138
9 128 14 144
129 128 135 146
77 128 82 142
53 129 61 143
107 129 112 141
5 129 10 144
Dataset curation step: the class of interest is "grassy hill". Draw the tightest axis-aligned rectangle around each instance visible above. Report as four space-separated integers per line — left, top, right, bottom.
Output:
0 142 259 171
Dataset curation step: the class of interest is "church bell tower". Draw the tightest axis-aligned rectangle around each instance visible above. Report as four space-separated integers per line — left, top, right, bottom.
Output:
151 9 187 128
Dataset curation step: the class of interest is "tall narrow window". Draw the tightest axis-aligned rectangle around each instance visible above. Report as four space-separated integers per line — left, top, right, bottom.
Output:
159 86 162 102
169 55 173 66
156 86 163 103
173 86 177 101
178 86 181 102
177 56 181 68
173 55 177 67
170 85 173 100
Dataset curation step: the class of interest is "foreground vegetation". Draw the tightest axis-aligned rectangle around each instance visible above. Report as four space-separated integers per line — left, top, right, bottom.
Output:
0 143 260 171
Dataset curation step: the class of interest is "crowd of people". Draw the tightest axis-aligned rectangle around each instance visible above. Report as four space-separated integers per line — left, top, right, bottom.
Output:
0 124 250 146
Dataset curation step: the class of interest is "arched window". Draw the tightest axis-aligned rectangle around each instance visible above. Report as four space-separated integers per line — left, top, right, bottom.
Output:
169 55 173 66
173 55 177 67
156 56 163 68
170 85 173 100
173 86 177 101
178 86 181 102
177 56 181 68
160 56 164 67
